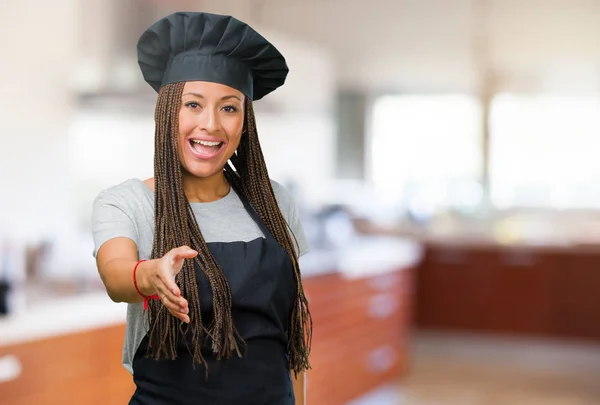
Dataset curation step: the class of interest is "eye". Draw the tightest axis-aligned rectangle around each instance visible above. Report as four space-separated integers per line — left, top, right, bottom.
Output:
185 102 200 109
222 105 239 113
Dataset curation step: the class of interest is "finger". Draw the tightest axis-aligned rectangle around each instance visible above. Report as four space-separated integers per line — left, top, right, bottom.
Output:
158 294 189 324
157 271 182 297
167 248 198 281
153 272 182 301
153 275 189 324
154 284 189 314
158 292 181 313
169 308 190 324
158 293 190 322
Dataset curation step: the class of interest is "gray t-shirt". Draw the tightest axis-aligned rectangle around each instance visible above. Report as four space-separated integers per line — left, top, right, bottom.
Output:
91 178 309 373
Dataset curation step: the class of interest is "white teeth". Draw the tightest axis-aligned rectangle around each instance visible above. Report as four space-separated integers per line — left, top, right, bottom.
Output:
191 140 221 146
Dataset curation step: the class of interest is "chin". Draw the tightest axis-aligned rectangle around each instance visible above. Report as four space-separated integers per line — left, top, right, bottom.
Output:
183 163 223 179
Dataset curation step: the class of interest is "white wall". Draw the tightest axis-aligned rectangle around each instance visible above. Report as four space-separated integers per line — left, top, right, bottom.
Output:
260 0 600 94
76 0 600 95
253 27 337 116
254 112 336 206
0 0 80 242
250 27 337 206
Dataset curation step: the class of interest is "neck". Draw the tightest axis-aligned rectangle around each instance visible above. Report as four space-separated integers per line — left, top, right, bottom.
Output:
182 170 230 203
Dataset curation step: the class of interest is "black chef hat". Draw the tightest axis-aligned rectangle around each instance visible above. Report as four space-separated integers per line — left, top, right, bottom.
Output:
137 12 288 101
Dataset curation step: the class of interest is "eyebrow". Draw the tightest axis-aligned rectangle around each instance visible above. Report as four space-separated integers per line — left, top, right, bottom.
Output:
182 92 241 101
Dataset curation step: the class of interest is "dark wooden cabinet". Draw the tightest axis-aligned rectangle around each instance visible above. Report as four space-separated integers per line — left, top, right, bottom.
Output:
415 242 600 341
484 248 556 335
416 246 493 330
551 251 600 339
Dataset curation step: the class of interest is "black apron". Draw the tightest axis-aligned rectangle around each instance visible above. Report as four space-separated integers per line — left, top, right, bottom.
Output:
129 189 296 405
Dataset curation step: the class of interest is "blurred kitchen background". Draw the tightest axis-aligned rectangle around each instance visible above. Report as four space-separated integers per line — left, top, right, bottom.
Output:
2 0 600 404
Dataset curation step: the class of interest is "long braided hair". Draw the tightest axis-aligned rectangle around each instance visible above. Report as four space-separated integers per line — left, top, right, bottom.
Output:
145 81 312 376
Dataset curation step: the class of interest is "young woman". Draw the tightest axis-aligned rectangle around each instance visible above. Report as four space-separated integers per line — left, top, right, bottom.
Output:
92 11 312 405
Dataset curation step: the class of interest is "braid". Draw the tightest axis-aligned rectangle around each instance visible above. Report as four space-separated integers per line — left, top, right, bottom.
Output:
145 83 311 376
227 99 312 375
146 82 241 369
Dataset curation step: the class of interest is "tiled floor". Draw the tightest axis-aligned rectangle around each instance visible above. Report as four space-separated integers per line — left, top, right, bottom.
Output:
350 331 600 405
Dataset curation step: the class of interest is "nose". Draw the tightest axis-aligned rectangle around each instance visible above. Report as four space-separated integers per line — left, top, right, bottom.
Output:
201 106 219 133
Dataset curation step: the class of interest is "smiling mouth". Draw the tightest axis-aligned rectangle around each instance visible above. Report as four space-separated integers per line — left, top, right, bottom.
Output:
189 139 225 157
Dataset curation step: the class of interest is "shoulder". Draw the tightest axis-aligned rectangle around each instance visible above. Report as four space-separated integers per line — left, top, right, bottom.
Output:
270 179 292 204
268 179 310 257
269 179 297 220
95 178 148 198
93 178 150 208
91 179 154 257
92 178 153 227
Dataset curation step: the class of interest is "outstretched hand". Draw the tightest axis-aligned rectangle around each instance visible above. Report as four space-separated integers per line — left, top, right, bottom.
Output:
147 246 197 323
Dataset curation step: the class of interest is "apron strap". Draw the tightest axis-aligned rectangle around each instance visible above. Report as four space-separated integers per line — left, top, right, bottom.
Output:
230 181 274 240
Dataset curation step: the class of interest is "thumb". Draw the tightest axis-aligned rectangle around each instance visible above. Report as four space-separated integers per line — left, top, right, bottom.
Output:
173 245 198 260
167 246 198 276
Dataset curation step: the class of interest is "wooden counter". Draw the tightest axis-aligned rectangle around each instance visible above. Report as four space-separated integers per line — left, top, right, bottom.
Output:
0 266 414 405
415 242 600 340
305 267 413 405
0 324 134 405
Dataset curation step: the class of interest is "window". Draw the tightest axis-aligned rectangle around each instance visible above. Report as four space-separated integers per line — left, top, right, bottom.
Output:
369 94 483 216
489 94 600 209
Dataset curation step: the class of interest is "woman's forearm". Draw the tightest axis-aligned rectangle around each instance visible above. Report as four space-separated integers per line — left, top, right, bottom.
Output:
292 371 306 405
99 258 158 303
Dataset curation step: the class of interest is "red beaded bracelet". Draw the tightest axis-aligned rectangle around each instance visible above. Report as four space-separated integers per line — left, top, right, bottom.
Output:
133 259 159 310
